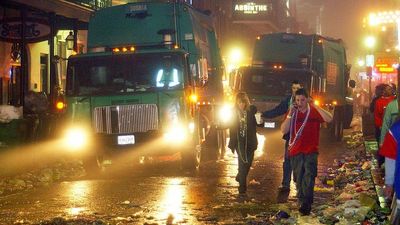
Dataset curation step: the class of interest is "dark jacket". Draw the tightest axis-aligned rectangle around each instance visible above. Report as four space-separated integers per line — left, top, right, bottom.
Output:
262 95 292 119
228 105 258 152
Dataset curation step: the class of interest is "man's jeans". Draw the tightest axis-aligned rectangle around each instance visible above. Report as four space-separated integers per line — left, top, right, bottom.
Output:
282 140 292 187
290 152 318 205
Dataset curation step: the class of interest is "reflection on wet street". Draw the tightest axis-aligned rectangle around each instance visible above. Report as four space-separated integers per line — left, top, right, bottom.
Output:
0 128 347 224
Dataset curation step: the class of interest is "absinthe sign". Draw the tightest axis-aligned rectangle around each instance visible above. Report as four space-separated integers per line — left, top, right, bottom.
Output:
233 0 271 21
234 2 268 14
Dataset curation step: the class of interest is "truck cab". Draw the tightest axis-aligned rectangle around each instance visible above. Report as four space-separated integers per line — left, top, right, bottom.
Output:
60 2 226 171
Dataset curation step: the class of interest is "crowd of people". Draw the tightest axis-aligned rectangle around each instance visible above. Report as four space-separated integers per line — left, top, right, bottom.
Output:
228 81 400 222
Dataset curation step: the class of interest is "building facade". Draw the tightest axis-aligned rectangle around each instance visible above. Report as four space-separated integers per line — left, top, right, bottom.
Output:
0 0 111 107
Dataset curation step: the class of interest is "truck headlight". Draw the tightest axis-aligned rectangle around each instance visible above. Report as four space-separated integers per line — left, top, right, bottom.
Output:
63 127 88 149
219 104 234 123
164 124 186 143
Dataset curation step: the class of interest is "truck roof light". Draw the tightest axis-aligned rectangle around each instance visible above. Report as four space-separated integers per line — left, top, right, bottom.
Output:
122 47 128 52
113 48 120 52
130 46 135 51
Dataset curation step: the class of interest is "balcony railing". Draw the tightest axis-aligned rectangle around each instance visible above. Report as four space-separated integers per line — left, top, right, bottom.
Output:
66 0 112 10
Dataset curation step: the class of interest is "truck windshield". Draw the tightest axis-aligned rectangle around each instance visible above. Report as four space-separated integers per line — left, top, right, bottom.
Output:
241 68 310 97
66 53 185 96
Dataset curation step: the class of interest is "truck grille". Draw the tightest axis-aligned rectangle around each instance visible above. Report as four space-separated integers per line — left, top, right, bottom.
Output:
93 104 159 134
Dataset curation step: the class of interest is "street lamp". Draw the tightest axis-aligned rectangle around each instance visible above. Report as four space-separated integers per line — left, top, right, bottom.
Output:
364 36 376 49
65 31 74 50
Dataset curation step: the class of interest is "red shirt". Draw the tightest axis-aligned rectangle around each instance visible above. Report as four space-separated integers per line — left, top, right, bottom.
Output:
380 131 397 160
288 105 324 157
374 96 396 128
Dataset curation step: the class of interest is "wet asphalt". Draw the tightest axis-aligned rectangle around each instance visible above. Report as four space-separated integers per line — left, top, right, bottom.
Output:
0 127 348 224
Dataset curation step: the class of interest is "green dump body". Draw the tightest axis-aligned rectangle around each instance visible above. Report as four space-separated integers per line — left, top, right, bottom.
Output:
253 33 349 103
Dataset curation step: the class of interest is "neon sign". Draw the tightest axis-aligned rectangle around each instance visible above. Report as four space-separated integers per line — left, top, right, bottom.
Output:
234 2 268 14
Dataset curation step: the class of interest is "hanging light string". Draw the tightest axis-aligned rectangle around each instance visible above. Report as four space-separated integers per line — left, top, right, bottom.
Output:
288 104 310 150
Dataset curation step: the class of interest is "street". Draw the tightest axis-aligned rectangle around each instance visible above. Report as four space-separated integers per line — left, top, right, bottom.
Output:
0 127 349 224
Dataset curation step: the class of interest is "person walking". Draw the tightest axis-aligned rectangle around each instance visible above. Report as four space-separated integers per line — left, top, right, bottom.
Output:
374 84 395 144
281 88 333 215
379 120 400 224
228 92 258 194
262 80 302 193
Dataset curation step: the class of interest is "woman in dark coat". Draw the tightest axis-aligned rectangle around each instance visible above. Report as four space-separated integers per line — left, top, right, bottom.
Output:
228 92 258 194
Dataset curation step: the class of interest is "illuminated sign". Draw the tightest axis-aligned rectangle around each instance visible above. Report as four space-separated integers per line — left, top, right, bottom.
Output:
375 54 398 74
232 0 272 22
0 18 50 43
234 2 268 14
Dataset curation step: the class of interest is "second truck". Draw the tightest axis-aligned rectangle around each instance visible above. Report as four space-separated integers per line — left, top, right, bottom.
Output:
229 33 353 140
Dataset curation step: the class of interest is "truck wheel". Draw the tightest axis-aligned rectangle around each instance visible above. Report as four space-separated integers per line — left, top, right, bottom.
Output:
201 127 224 160
181 144 201 171
330 107 344 141
83 154 104 175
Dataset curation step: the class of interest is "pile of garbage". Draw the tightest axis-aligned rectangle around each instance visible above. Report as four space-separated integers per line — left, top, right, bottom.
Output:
0 160 85 196
235 131 390 225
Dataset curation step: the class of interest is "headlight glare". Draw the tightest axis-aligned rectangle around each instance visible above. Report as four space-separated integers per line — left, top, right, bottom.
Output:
219 104 234 123
64 127 88 149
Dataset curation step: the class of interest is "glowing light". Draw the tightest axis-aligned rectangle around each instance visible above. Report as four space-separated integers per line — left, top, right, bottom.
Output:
64 127 88 149
229 48 243 64
314 99 321 106
164 124 186 142
56 101 65 110
218 104 233 123
189 94 198 103
66 181 90 215
357 59 365 67
254 133 265 158
365 36 376 49
156 178 186 222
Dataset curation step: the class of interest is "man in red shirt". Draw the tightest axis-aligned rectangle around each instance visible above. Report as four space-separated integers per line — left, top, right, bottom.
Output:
281 88 333 215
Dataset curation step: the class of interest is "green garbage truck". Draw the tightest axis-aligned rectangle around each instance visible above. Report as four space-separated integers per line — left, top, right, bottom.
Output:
231 33 352 140
59 2 226 170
